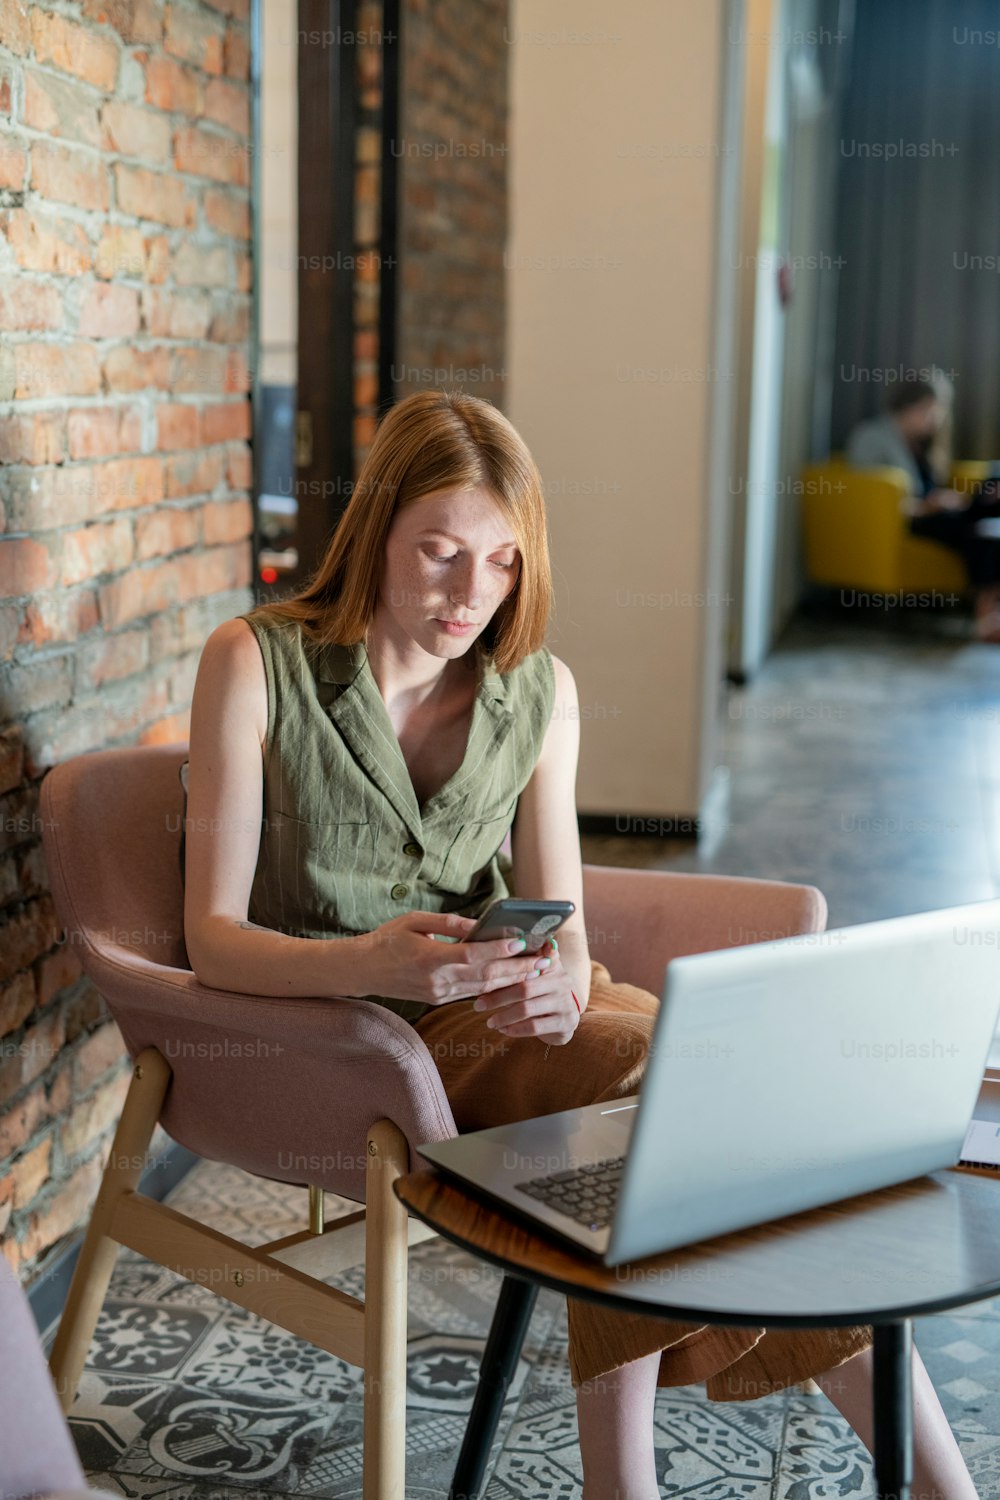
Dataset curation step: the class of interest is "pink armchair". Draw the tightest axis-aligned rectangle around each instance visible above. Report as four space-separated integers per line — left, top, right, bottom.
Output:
37 741 827 1499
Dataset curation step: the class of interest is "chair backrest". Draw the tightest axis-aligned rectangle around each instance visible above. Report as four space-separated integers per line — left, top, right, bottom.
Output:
40 742 191 974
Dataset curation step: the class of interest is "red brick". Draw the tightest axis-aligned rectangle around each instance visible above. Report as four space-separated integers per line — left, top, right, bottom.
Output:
0 410 65 465
0 275 63 332
140 286 211 339
14 342 101 400
20 591 98 649
61 1070 129 1159
0 1082 48 1162
30 9 119 91
234 249 251 293
22 67 101 147
94 223 146 280
156 402 200 450
0 538 56 594
78 282 141 338
171 344 227 393
0 608 19 662
208 295 249 343
140 708 189 746
61 517 134 586
0 66 11 115
0 0 30 56
34 943 83 1008
4 457 164 530
0 133 27 190
75 627 148 689
63 981 107 1044
1 208 91 274
0 786 37 856
224 347 250 393
10 1138 52 1208
171 240 230 287
0 999 64 1109
226 441 251 490
114 162 196 228
203 76 249 136
203 188 249 240
82 0 162 45
165 449 224 498
74 1019 125 1093
135 504 199 559
202 400 250 443
100 99 171 163
30 139 109 214
145 234 170 284
20 1154 102 1266
202 494 251 545
0 729 23 796
0 972 34 1040
24 680 170 774
67 404 142 460
203 0 249 17
140 51 202 114
173 123 249 186
164 2 224 73
102 343 172 392
223 21 249 80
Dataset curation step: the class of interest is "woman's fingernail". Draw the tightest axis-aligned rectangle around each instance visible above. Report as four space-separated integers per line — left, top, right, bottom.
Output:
509 938 527 954
536 957 552 970
473 998 486 1011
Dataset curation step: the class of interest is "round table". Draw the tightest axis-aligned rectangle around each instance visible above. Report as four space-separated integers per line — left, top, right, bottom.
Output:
395 1163 1000 1500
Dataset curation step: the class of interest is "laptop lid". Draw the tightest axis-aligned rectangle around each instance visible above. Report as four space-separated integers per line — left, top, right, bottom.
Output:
606 899 1000 1265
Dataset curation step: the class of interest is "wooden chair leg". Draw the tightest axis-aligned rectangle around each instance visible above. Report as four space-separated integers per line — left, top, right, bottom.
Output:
363 1118 410 1500
48 1046 171 1412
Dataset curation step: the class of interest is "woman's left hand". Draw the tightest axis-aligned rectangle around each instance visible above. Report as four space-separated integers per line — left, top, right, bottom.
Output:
471 934 582 1046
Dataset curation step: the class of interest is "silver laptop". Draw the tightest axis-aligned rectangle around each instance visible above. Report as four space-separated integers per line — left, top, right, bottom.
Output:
419 899 1000 1266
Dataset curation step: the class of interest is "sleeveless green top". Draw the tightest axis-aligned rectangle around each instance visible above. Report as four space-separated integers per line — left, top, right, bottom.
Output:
239 605 557 1023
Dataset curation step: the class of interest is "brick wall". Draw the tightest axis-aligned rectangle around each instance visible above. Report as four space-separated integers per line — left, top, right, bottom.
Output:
0 0 253 1280
395 0 508 407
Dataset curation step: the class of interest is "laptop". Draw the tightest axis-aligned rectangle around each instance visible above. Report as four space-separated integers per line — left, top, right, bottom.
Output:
418 899 1000 1266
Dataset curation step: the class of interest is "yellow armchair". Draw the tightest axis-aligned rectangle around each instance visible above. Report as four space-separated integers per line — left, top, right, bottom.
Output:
799 457 978 597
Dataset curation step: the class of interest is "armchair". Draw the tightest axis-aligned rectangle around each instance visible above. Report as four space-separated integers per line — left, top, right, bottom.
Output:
37 742 829 1498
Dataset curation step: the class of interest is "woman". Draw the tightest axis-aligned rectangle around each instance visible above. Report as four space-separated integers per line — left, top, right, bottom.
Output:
184 390 977 1499
847 373 1000 641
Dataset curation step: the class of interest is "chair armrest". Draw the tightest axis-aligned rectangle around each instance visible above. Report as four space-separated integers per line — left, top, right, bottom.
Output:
582 864 827 997
80 944 457 1202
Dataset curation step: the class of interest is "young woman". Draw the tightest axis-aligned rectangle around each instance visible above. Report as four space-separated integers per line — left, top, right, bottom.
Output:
184 390 978 1500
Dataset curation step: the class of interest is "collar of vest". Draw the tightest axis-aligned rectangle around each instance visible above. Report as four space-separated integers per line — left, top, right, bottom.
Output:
312 637 510 704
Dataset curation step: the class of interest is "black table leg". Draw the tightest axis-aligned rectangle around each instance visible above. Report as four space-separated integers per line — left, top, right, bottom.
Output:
449 1274 538 1500
872 1320 913 1500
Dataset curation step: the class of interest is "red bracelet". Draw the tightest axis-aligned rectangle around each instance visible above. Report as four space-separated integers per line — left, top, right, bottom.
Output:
571 990 581 1014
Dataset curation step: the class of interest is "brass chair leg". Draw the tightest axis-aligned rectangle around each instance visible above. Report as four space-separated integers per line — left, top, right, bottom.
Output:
362 1119 410 1500
308 1183 325 1234
48 1046 171 1412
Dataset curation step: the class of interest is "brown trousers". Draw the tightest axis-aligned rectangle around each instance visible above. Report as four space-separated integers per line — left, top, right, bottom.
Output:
413 958 873 1399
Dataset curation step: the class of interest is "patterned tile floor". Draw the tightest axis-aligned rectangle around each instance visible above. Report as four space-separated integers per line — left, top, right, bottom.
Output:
53 603 1000 1498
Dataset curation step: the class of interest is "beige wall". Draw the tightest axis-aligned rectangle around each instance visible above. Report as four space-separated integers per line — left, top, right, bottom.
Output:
508 0 740 818
260 0 297 387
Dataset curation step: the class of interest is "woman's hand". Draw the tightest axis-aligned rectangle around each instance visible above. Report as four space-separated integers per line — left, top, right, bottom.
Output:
352 910 547 1006
469 934 583 1046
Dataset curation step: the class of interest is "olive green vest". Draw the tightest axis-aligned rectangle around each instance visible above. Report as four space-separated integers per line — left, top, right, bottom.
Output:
239 605 556 1023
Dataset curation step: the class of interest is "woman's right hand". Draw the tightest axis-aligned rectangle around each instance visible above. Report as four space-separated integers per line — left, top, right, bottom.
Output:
349 910 549 1007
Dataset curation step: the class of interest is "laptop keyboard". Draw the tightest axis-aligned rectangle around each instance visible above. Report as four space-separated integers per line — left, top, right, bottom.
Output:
514 1155 625 1231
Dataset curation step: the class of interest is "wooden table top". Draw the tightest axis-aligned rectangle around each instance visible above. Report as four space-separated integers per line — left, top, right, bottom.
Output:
395 1164 1000 1328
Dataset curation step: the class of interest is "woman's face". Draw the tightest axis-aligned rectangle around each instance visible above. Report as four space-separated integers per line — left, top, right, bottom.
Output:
376 485 522 659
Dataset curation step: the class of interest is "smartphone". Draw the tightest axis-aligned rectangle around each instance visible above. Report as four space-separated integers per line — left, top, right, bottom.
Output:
466 898 575 954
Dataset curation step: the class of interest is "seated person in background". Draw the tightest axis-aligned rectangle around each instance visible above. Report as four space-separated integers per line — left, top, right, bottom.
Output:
847 373 1000 641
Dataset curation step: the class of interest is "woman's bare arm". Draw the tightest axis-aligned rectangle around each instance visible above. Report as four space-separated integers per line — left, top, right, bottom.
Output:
183 618 372 997
508 653 593 1006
